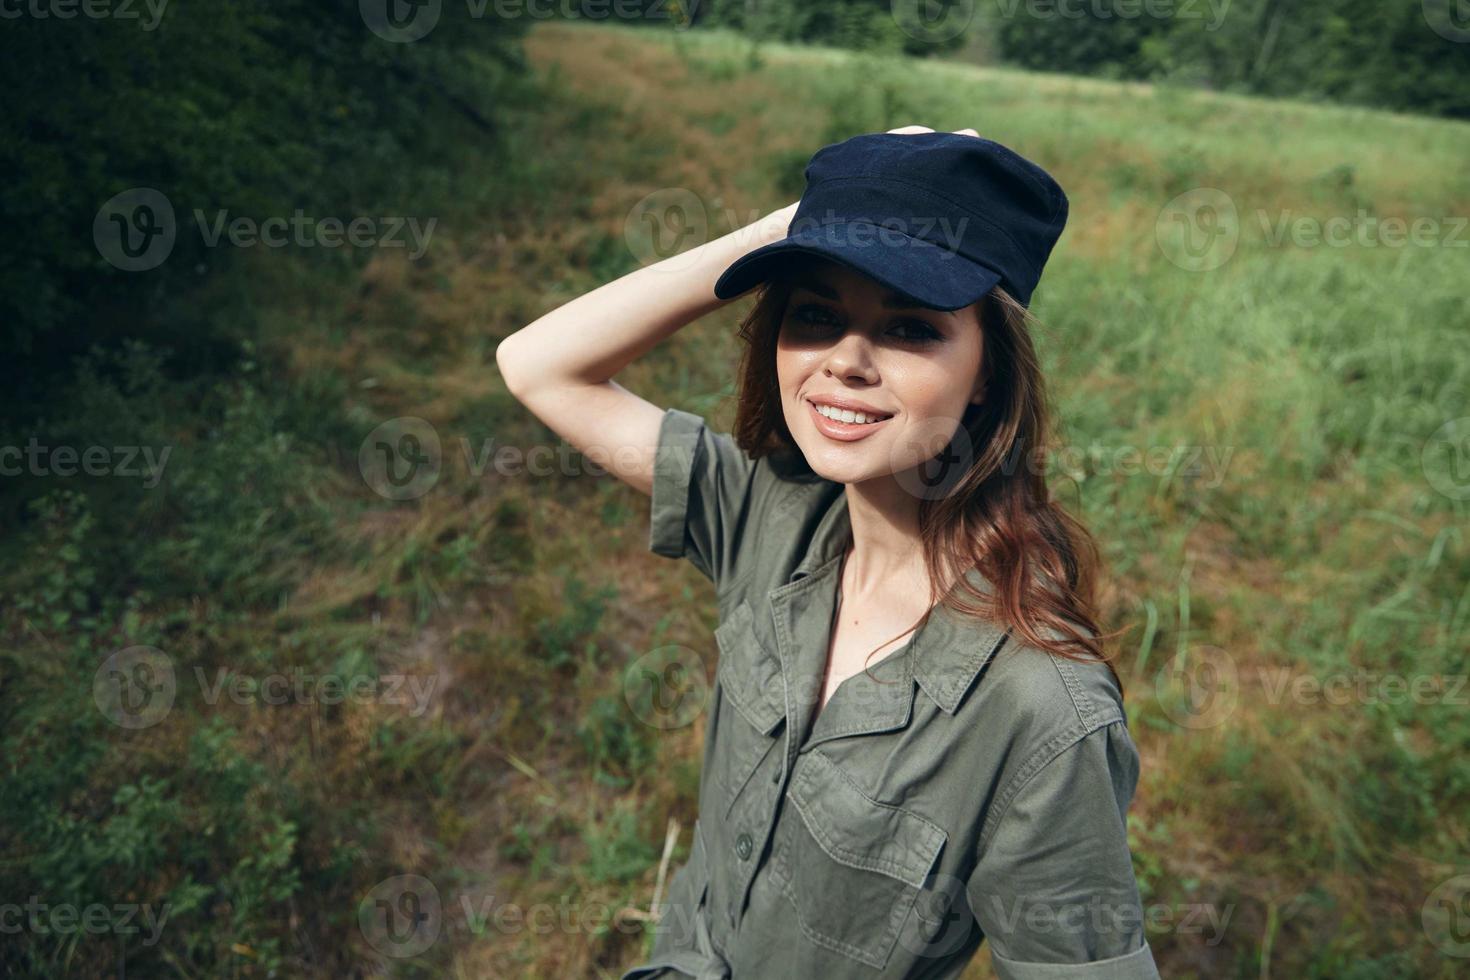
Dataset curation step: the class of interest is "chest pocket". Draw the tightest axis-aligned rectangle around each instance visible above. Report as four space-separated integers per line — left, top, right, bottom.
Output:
712 599 785 812
773 749 948 970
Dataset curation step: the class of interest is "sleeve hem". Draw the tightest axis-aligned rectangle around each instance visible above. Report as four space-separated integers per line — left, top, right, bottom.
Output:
648 408 705 560
991 940 1160 980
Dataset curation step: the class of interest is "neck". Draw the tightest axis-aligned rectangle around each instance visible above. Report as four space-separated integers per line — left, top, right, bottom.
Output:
841 475 929 602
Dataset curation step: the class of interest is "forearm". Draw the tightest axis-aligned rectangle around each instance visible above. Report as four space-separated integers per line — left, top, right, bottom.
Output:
496 202 797 394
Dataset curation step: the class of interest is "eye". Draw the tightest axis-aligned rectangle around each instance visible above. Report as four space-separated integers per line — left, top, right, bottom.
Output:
789 304 841 328
785 305 941 344
888 318 942 343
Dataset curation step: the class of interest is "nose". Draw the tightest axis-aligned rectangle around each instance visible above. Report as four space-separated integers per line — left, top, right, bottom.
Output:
820 329 879 386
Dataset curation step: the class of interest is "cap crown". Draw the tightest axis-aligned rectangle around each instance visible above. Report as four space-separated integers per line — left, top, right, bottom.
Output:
795 132 1069 307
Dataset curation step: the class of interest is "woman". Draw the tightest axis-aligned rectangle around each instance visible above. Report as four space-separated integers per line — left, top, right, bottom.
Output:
496 126 1159 979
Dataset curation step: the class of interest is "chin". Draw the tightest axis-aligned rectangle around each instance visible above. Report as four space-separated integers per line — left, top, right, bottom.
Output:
790 429 891 486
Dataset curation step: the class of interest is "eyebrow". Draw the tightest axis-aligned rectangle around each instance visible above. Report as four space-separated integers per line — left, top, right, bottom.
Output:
789 276 934 312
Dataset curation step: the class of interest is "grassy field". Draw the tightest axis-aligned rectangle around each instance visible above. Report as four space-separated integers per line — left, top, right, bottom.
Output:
7 18 1467 979
351 22 1470 976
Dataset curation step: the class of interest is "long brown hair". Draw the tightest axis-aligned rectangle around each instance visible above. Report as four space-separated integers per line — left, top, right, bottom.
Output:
728 269 1125 690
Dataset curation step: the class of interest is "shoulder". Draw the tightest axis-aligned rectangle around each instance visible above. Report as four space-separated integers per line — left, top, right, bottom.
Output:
953 624 1128 798
987 631 1125 734
967 632 1139 844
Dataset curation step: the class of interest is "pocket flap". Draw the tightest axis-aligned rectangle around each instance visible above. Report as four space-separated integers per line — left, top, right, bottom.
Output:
787 751 947 890
714 600 786 736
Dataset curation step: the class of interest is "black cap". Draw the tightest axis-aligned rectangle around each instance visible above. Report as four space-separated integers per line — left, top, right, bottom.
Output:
714 131 1069 310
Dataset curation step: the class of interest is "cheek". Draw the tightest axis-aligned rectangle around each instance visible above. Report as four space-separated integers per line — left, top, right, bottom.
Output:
774 346 813 396
892 363 972 417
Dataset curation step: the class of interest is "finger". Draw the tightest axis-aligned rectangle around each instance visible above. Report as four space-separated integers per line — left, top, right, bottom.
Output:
886 125 935 135
953 128 979 137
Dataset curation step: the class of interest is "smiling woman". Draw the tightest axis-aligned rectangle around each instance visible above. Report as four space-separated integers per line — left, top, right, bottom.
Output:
496 127 1158 980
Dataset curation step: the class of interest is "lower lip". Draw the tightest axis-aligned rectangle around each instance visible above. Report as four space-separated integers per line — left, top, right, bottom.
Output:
807 400 894 442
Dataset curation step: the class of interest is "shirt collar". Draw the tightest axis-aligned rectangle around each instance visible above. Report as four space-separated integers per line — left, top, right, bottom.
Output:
785 484 1011 715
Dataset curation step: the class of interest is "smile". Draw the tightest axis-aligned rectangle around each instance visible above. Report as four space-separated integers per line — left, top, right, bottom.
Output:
806 398 894 442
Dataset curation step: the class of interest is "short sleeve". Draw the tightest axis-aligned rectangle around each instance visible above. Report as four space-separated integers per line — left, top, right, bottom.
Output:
649 407 763 588
967 721 1160 980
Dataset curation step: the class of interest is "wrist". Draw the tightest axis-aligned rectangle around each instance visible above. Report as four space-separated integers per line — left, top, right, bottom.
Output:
758 201 800 242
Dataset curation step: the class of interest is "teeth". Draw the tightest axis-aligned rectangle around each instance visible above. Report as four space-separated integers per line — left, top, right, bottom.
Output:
814 403 888 424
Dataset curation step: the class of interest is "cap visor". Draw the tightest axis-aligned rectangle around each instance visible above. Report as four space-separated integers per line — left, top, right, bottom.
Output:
712 219 1000 312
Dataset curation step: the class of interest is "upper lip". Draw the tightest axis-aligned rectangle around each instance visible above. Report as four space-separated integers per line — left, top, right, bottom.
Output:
806 393 894 418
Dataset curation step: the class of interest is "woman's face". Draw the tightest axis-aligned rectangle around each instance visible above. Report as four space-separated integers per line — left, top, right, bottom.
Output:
774 257 987 488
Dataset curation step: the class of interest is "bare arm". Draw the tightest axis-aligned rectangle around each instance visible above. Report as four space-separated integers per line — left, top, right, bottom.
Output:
495 200 798 496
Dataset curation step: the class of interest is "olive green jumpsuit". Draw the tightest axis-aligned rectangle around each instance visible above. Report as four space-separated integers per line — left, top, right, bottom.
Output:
620 408 1161 980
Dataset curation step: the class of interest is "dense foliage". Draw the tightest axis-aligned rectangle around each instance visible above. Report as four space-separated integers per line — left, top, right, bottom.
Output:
991 0 1470 119
1 2 530 974
1 0 525 389
685 0 1470 119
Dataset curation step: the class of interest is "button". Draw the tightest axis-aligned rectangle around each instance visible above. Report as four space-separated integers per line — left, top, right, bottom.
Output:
735 833 753 860
770 765 781 784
